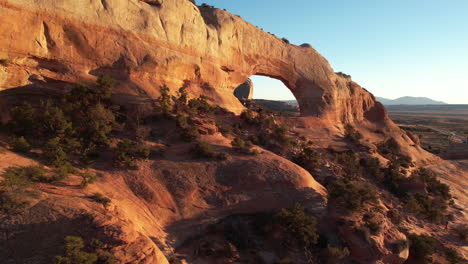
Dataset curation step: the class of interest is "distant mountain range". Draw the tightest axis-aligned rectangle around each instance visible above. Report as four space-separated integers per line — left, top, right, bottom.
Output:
375 96 447 105
281 96 447 106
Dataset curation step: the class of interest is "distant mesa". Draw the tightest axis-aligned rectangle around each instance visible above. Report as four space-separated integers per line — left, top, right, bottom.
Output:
376 96 447 105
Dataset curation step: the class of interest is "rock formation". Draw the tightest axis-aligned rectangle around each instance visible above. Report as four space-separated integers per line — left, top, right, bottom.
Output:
233 78 254 100
0 0 385 124
0 0 453 263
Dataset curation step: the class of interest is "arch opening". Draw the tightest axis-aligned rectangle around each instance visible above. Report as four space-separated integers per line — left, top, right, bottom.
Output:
233 75 300 116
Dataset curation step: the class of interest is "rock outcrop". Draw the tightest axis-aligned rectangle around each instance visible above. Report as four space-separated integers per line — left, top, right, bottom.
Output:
1 0 385 124
233 78 254 100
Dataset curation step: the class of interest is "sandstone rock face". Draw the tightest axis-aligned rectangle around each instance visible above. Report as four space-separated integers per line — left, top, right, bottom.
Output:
233 78 254 100
0 0 386 124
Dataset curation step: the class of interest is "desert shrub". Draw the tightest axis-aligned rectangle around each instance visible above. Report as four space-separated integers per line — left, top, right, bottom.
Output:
413 168 451 201
55 236 98 264
445 247 463 264
281 38 290 44
40 101 72 138
328 149 362 179
51 164 74 182
188 95 213 115
114 139 150 168
383 162 407 197
64 77 116 153
406 193 446 223
391 239 408 254
174 86 189 113
336 72 351 78
344 124 363 143
327 180 378 213
275 203 319 247
377 138 400 157
90 193 111 208
66 76 113 108
79 172 97 188
11 136 31 153
156 85 172 117
231 137 256 155
0 166 40 213
292 144 319 172
8 102 36 136
322 245 350 263
43 137 69 167
398 155 412 168
359 156 382 179
452 223 468 241
176 115 200 142
0 192 32 214
1 166 33 192
271 125 293 154
81 104 116 148
191 141 215 159
407 233 435 263
134 126 151 141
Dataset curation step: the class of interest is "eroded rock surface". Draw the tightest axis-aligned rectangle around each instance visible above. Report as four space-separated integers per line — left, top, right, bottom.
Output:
1 0 385 124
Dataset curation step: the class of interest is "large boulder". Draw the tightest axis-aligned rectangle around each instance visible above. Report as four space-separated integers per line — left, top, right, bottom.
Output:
233 78 254 100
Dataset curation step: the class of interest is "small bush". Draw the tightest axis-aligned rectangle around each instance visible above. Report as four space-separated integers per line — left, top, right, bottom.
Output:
275 203 319 247
55 236 98 264
231 137 256 155
406 193 446 223
191 141 215 159
322 245 350 263
43 137 69 167
156 85 172 117
79 172 97 188
344 124 363 143
8 102 36 136
11 136 31 153
90 193 111 208
114 139 150 168
407 233 436 263
292 144 319 172
188 95 213 115
0 166 42 213
327 180 378 213
177 115 200 142
281 38 290 44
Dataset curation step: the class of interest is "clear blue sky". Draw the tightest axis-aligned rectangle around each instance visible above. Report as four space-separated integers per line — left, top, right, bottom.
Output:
202 0 468 104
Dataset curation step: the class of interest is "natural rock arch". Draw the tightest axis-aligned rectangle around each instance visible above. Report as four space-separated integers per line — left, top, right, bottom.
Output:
0 0 385 125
